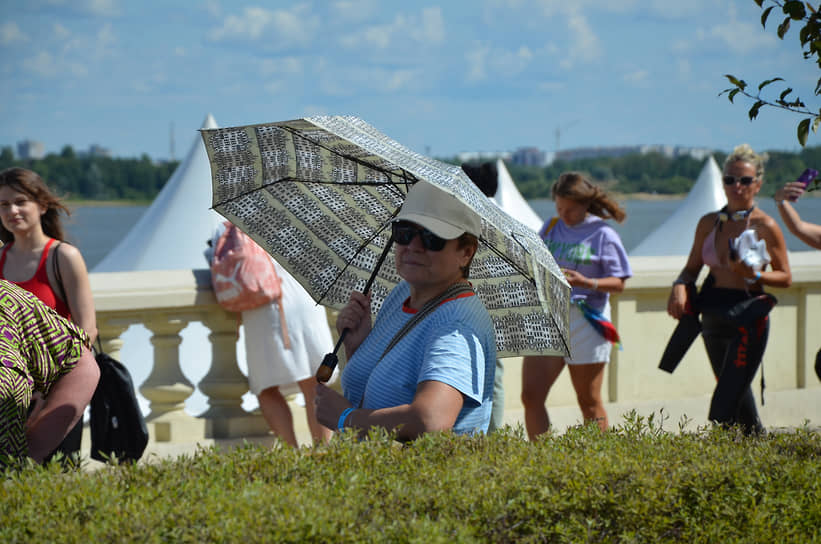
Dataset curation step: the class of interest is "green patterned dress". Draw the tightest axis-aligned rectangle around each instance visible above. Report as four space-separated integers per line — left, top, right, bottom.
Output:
0 280 89 462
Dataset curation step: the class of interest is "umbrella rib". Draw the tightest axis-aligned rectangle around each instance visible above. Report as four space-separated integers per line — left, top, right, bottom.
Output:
479 240 571 355
315 211 400 305
281 125 422 185
480 240 534 285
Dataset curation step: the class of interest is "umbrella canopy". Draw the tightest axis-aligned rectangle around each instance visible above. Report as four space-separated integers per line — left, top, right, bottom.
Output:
202 116 569 357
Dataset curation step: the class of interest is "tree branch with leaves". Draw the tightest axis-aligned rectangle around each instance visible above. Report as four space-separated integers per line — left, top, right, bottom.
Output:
720 1 821 146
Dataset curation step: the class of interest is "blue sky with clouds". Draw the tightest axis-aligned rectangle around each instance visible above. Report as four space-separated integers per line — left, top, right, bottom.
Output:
0 0 815 160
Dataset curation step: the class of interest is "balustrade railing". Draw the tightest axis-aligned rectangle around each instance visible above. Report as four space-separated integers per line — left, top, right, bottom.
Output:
91 252 821 444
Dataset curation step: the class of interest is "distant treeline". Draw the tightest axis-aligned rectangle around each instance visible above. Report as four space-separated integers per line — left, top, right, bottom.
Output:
0 145 178 201
458 145 821 200
2 143 821 202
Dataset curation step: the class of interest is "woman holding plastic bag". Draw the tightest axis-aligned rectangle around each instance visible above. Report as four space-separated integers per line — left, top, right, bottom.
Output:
667 144 791 434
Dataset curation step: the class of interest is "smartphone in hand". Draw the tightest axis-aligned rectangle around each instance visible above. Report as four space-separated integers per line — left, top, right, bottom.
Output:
790 168 818 201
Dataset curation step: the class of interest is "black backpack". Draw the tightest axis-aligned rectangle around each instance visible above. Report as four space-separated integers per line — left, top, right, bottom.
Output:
89 343 149 463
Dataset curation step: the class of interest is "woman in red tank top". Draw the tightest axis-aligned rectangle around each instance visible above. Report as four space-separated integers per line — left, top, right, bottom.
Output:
0 167 98 462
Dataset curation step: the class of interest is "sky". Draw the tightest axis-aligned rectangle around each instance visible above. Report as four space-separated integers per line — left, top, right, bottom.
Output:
1 0 817 161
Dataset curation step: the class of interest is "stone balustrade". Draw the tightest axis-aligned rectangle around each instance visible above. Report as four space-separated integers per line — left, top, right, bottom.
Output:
90 251 821 445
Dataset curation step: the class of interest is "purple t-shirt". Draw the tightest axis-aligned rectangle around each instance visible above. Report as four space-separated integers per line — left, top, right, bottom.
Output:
541 215 632 311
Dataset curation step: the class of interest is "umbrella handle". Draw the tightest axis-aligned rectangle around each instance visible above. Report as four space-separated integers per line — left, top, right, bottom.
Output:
316 233 395 383
316 336 345 383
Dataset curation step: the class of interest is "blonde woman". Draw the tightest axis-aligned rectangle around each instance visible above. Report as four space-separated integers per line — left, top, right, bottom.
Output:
667 144 791 434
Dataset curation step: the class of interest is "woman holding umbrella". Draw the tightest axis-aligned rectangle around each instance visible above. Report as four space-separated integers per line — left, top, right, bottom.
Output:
314 181 496 439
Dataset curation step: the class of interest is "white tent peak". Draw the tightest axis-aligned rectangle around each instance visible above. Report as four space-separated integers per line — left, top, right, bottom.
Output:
493 159 544 232
93 114 224 272
629 155 726 256
202 113 217 130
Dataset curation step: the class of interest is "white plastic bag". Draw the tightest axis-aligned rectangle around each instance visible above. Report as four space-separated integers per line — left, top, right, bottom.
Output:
731 229 770 271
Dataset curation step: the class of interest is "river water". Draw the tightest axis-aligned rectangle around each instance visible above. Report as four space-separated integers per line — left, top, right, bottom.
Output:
64 198 821 417
68 198 821 270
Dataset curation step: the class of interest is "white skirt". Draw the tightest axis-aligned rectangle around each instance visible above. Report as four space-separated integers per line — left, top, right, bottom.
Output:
242 261 334 395
564 301 613 365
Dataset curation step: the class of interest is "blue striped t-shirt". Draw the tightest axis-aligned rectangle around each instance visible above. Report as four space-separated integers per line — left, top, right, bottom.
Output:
340 281 496 435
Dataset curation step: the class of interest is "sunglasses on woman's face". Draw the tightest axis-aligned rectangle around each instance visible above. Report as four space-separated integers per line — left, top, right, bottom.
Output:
722 175 756 186
392 221 448 251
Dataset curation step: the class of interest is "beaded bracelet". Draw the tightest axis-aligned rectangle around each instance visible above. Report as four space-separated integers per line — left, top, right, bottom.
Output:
745 270 762 285
337 407 354 432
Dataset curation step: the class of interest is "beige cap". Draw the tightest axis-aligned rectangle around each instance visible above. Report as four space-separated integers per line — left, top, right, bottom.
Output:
394 181 482 239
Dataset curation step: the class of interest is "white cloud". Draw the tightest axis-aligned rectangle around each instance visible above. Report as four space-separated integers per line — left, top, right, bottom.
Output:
94 22 117 58
53 23 71 40
537 80 565 92
465 43 490 82
490 46 534 76
672 5 776 56
623 69 648 83
565 12 600 65
210 5 319 46
341 24 390 49
412 7 445 44
339 7 445 50
677 58 691 79
383 69 418 91
25 51 59 77
264 81 284 94
204 0 221 18
132 71 167 94
23 50 87 78
709 19 775 54
44 0 121 17
315 65 423 97
259 57 303 76
331 0 380 22
85 0 119 17
466 43 534 82
0 22 27 45
502 0 711 18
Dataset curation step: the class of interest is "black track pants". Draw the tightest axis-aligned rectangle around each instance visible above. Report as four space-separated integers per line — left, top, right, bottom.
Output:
701 310 767 435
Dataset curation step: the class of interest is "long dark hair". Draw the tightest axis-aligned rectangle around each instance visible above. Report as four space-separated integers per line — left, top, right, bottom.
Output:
0 167 70 243
552 172 626 223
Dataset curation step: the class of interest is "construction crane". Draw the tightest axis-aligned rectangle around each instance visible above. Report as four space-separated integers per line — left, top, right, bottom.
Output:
554 120 580 151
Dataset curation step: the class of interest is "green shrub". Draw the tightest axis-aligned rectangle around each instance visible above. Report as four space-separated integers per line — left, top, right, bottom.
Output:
2 413 819 543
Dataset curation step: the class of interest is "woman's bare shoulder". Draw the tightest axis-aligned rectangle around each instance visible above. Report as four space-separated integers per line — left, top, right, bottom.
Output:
53 242 89 268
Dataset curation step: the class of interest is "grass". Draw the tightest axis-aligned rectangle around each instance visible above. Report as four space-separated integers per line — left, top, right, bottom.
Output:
2 412 819 543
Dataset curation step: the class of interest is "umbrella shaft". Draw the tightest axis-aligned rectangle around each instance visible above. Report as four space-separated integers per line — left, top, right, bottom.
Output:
316 234 394 383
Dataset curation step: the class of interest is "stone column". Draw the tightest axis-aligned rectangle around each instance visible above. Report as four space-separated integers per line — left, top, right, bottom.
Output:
141 314 202 441
198 309 269 438
199 310 249 418
95 318 131 360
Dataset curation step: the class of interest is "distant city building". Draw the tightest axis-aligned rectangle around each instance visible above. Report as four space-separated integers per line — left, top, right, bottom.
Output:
511 146 547 167
88 144 112 158
454 144 714 167
76 144 112 159
17 140 45 160
553 144 714 164
639 144 713 161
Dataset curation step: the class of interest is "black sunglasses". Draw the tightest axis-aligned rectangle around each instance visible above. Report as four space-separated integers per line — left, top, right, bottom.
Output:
392 221 448 251
723 175 756 186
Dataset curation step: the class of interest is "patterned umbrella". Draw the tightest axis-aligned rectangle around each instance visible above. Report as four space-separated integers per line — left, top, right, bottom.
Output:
202 116 569 361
